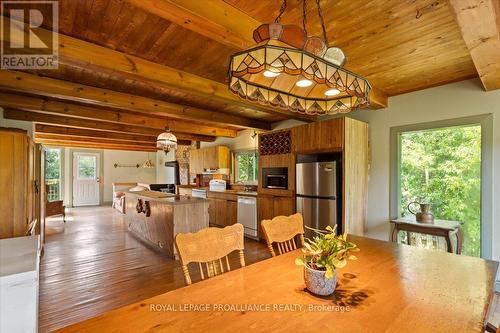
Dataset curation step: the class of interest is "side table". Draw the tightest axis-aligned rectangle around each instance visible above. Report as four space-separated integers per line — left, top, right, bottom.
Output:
390 217 463 254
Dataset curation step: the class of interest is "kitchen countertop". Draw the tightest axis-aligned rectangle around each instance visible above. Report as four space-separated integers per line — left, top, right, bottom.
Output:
126 191 209 205
177 185 258 197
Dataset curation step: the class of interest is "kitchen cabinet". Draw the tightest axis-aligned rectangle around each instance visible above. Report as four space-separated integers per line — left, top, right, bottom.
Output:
257 195 295 239
207 192 237 228
189 149 203 175
189 146 230 174
292 118 344 153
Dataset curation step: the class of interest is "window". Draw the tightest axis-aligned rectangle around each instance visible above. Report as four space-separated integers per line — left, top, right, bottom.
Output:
397 124 482 257
234 150 258 184
77 155 97 180
45 148 62 202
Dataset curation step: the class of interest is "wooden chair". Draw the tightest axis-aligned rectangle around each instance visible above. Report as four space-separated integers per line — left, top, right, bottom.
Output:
175 223 245 285
261 213 305 257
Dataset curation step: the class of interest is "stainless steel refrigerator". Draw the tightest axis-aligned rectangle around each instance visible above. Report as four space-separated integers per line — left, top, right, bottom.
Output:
296 155 341 239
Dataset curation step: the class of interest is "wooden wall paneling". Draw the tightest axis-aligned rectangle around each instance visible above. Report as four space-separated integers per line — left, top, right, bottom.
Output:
343 117 369 236
0 128 28 238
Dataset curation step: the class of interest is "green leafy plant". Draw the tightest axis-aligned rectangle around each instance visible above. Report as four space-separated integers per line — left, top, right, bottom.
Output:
295 225 359 279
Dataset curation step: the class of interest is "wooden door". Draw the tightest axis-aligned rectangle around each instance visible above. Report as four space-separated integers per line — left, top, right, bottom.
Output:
214 198 226 227
73 152 100 206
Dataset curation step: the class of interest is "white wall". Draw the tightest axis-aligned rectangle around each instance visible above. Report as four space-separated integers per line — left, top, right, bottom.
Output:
63 148 157 205
341 79 499 280
200 129 260 151
156 150 176 184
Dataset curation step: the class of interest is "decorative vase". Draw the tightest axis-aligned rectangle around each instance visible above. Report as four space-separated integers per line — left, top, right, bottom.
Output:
303 264 337 296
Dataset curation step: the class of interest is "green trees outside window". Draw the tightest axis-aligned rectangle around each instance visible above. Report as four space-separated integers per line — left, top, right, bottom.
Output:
235 151 258 183
399 125 481 257
45 148 62 202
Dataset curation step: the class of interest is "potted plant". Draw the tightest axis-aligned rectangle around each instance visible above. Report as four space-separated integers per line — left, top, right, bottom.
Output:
295 225 359 296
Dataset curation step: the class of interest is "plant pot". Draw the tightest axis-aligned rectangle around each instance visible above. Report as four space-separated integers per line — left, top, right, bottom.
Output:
303 264 337 296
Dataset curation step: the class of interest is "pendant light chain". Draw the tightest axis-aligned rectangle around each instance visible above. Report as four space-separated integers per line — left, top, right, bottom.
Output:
316 0 328 42
274 0 287 23
302 0 308 35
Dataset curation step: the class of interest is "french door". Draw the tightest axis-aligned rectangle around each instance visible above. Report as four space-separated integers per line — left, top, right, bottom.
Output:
73 152 100 206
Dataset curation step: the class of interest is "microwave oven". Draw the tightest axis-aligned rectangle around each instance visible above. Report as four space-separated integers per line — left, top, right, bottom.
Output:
262 167 288 190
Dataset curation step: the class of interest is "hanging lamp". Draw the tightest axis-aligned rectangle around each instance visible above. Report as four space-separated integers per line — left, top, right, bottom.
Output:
142 152 155 168
156 128 177 154
228 0 371 115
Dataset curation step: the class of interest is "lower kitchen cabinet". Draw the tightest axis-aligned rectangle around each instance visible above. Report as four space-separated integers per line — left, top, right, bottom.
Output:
257 195 295 239
208 197 237 228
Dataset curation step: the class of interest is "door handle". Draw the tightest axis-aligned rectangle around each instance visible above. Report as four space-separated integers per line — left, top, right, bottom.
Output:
96 178 101 183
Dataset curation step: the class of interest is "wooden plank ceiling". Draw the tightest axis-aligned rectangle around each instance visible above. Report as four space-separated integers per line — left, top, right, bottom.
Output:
0 0 493 152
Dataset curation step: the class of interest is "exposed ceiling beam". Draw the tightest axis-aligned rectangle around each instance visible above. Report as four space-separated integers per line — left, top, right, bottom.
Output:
126 0 257 49
0 92 238 138
2 16 310 122
35 132 193 148
34 124 157 143
368 87 388 109
449 0 500 91
35 133 156 147
0 70 268 131
36 139 158 152
4 109 216 142
126 1 388 109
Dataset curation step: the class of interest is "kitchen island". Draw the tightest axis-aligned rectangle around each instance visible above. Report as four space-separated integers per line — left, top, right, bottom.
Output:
125 191 209 258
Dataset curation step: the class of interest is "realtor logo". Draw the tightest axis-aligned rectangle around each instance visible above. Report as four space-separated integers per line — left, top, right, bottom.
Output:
0 1 58 69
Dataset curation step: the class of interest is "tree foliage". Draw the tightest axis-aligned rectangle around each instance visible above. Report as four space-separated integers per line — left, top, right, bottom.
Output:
45 148 61 180
236 151 258 182
400 125 481 257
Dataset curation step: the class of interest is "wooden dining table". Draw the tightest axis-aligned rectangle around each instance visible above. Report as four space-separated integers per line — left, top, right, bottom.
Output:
55 236 498 333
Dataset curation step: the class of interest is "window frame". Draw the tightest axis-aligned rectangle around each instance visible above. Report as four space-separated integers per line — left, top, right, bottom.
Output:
232 149 259 185
389 114 493 259
44 147 64 202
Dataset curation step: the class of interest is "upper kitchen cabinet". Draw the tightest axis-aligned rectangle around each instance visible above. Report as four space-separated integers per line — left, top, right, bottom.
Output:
202 146 230 171
189 146 230 174
292 118 344 153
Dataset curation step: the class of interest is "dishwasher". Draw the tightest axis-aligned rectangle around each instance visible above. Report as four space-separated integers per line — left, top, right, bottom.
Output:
237 196 257 239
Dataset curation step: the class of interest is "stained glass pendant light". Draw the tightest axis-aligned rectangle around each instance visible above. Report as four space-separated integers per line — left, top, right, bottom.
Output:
228 0 371 115
156 128 177 154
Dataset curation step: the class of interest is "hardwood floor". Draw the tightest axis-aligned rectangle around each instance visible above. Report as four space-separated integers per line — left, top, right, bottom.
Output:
39 206 270 332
